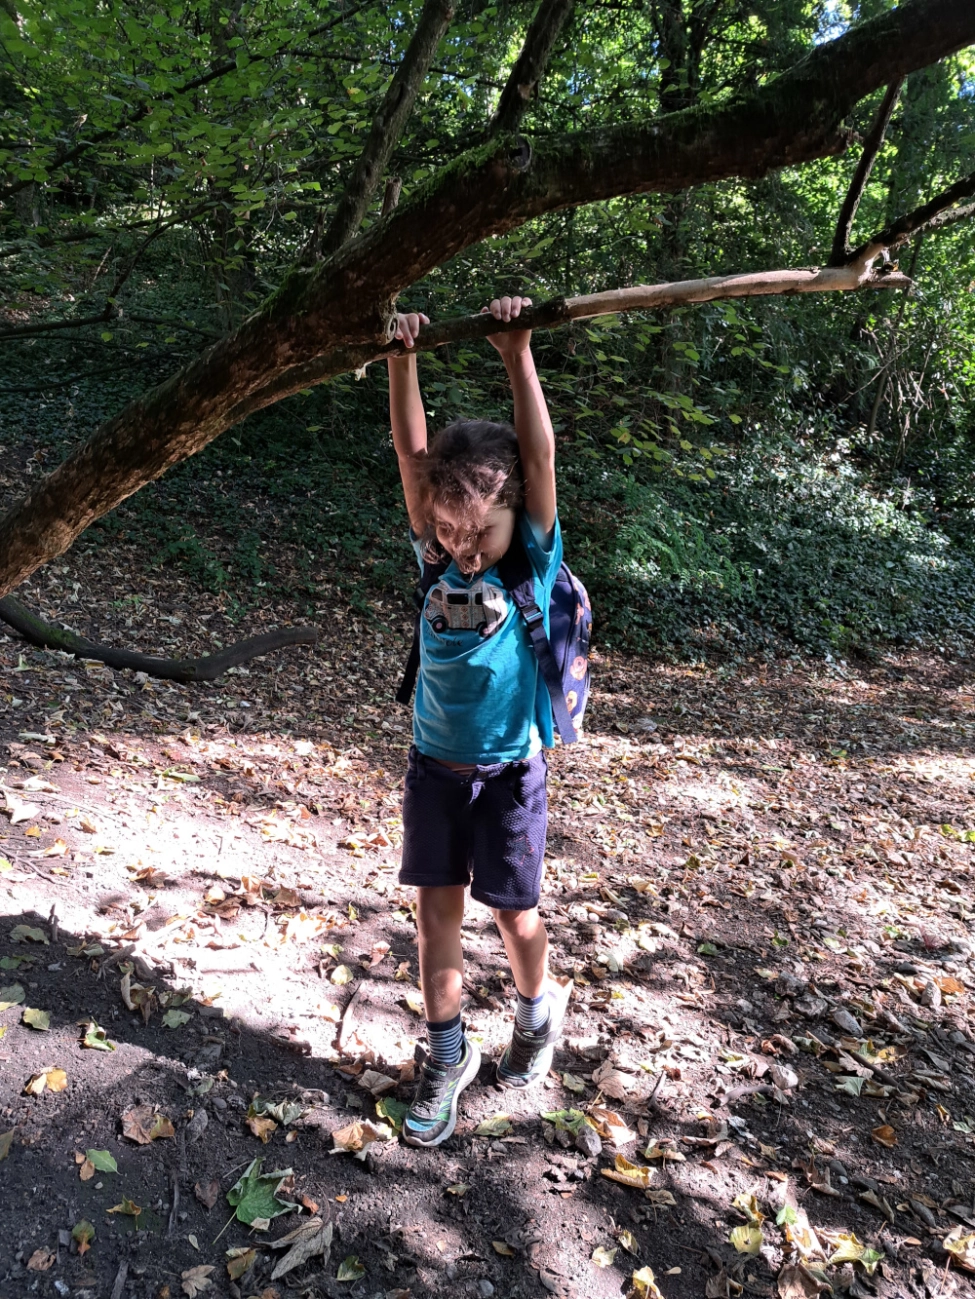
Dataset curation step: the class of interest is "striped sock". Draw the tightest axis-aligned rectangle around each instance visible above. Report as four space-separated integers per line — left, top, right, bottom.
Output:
426 1012 463 1067
515 987 550 1033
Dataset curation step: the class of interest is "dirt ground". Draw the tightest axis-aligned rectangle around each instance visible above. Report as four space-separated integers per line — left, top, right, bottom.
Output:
1 549 974 1299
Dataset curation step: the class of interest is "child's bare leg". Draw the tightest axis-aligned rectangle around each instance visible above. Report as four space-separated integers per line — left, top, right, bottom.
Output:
404 884 480 1149
416 885 465 1021
494 905 569 1088
492 906 549 998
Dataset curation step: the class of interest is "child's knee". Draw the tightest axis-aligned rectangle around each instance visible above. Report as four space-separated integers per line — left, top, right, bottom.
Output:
416 884 465 931
492 905 541 936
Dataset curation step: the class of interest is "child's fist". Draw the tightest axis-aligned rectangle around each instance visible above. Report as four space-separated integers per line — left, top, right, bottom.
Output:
482 295 532 324
482 296 533 355
394 311 430 349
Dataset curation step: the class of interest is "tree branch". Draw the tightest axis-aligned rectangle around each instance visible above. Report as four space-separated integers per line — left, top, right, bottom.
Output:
828 77 904 267
0 595 318 683
228 260 912 417
318 0 454 258
849 167 975 263
0 311 111 341
0 0 973 598
489 0 575 135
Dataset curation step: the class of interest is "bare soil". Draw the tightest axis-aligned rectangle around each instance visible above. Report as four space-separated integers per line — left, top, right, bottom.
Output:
1 544 974 1299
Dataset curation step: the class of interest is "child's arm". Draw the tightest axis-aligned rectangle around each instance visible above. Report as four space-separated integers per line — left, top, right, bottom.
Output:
484 296 556 537
387 310 430 534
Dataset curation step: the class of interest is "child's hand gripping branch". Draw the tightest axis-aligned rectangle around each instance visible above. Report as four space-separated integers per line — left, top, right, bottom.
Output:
482 296 557 540
385 297 570 1150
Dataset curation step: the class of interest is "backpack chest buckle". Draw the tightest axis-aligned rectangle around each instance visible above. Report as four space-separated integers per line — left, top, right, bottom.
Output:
521 601 544 630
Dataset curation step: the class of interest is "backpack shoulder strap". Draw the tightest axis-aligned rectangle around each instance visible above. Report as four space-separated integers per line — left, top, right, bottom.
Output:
498 529 578 745
396 551 449 707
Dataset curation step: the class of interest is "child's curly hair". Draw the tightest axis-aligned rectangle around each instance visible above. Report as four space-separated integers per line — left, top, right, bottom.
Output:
416 419 524 555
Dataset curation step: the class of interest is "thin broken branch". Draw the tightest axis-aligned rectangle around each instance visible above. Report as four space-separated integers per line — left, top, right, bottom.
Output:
238 259 912 413
490 0 575 135
0 594 318 682
319 0 454 258
0 0 973 599
849 167 975 263
829 78 904 266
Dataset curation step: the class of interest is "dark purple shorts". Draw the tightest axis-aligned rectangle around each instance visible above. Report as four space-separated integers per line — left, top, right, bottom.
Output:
399 746 548 911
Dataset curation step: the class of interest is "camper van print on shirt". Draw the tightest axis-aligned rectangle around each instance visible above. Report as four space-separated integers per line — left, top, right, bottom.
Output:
423 578 508 638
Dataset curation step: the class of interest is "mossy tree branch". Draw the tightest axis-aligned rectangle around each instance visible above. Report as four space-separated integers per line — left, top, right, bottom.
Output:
0 0 973 599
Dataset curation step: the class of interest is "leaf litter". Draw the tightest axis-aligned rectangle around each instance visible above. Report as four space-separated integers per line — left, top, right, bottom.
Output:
1 600 974 1299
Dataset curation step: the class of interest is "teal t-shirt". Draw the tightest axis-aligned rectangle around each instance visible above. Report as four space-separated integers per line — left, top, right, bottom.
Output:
411 513 564 764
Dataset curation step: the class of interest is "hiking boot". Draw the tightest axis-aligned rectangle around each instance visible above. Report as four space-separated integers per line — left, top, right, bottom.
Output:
402 1035 481 1148
496 978 572 1089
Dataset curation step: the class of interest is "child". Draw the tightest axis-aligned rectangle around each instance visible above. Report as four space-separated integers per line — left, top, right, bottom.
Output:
387 295 571 1149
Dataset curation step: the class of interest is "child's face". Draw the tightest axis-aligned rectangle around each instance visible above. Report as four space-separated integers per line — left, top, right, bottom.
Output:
433 501 516 576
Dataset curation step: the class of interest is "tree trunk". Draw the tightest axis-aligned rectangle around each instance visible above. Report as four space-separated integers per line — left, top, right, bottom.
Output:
0 0 973 598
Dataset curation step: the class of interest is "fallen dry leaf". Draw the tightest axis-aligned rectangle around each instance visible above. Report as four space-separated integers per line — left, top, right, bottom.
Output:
268 1217 333 1280
358 1069 397 1097
730 1224 764 1254
194 1179 220 1210
246 1116 278 1144
777 1264 823 1299
601 1153 654 1189
587 1106 637 1146
26 1248 55 1271
122 1104 175 1144
943 1226 975 1271
226 1247 257 1282
329 1118 392 1157
24 1067 67 1096
631 1265 665 1299
180 1264 215 1297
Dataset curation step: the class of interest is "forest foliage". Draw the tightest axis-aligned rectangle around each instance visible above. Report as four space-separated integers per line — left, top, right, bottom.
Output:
1 0 974 658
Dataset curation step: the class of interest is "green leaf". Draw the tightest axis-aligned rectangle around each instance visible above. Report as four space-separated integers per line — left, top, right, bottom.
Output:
82 1020 115 1051
375 1097 409 1133
161 1009 191 1029
22 1007 50 1030
776 1205 798 1226
86 1148 118 1173
10 925 48 944
697 942 719 956
0 984 26 1011
337 1255 365 1281
226 1157 297 1226
72 1219 95 1249
834 1075 865 1096
248 1096 304 1126
474 1115 513 1137
541 1108 588 1134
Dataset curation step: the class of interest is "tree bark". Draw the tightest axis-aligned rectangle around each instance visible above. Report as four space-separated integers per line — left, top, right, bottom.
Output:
319 0 455 258
0 595 318 682
489 0 574 134
0 0 973 599
829 78 904 267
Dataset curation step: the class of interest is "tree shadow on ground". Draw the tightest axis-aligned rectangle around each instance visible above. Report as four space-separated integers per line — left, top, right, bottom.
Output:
2 888 971 1299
